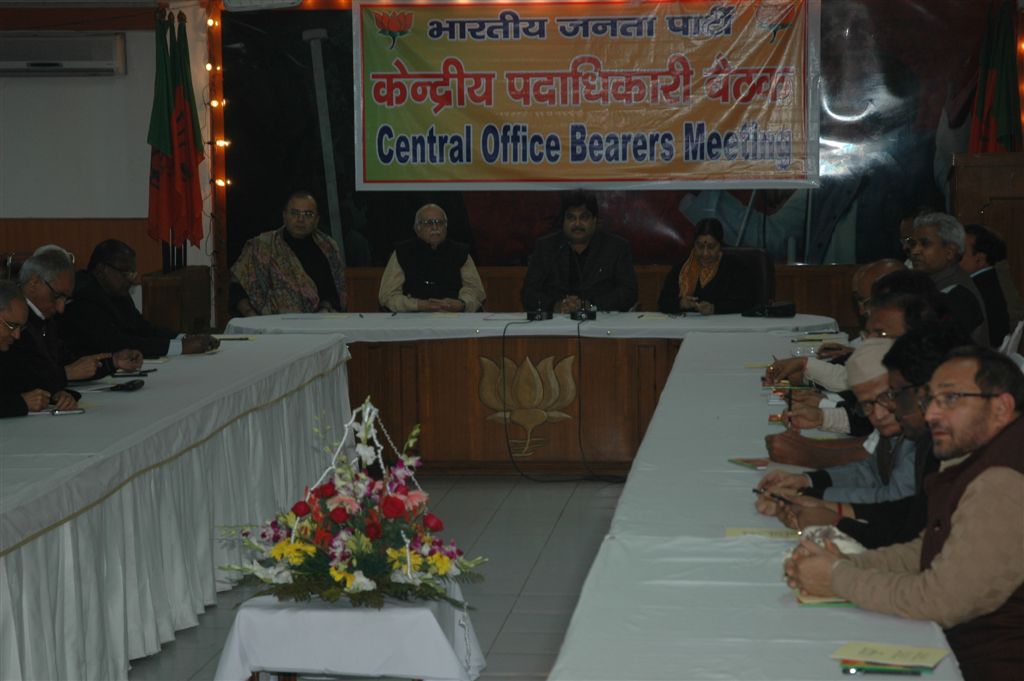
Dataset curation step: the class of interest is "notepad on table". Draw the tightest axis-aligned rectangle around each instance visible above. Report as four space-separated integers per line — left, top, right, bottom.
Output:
728 457 771 470
831 641 950 675
725 527 799 540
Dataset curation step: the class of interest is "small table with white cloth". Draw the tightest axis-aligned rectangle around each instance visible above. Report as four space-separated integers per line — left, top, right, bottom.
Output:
0 334 351 681
215 585 485 681
547 332 962 680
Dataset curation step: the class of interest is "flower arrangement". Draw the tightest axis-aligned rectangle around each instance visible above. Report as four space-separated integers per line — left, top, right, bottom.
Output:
224 399 486 609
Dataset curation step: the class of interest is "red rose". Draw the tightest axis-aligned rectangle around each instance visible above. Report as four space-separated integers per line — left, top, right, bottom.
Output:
394 484 408 496
330 507 349 524
314 482 336 499
381 495 406 519
365 518 382 540
291 500 312 517
423 513 444 532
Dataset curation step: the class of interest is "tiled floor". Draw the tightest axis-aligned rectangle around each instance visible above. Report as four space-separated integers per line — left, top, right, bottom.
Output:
126 476 622 681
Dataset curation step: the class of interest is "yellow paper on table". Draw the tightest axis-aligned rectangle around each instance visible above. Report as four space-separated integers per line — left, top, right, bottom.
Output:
725 528 799 540
830 642 950 669
796 590 851 606
637 313 669 320
744 362 771 369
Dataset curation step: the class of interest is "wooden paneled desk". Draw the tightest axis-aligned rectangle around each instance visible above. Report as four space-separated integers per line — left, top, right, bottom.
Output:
225 312 836 475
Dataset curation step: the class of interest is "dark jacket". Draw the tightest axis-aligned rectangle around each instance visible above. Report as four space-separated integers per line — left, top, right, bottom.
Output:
0 391 28 418
60 271 176 359
394 238 469 302
521 230 637 312
0 312 70 394
657 253 758 315
931 266 988 347
971 267 1010 346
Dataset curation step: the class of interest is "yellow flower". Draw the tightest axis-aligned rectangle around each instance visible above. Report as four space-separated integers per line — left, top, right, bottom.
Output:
386 547 423 572
270 539 316 566
329 566 355 588
427 552 451 576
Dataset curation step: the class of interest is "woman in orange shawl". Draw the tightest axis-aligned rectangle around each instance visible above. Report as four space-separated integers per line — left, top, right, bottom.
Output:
658 219 757 315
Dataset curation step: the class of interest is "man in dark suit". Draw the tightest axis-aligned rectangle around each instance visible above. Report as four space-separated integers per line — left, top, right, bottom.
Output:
909 212 989 347
960 224 1012 347
521 190 637 313
60 240 218 358
0 250 141 397
0 280 72 416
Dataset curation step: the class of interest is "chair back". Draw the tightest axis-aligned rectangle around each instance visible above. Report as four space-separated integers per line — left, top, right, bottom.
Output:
723 247 774 306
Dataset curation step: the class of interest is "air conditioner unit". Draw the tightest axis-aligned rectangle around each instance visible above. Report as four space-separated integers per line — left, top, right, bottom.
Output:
0 32 126 76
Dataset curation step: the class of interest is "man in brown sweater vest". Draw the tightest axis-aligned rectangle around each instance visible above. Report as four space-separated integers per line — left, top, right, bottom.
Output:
786 346 1024 681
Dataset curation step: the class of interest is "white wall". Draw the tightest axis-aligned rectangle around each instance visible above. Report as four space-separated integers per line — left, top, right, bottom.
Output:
0 4 212 266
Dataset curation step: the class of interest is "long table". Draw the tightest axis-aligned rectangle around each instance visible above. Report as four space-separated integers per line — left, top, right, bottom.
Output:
0 334 351 681
225 313 836 474
547 332 961 680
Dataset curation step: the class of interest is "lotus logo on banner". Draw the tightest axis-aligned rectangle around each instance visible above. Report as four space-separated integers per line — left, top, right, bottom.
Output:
756 0 798 43
374 11 414 49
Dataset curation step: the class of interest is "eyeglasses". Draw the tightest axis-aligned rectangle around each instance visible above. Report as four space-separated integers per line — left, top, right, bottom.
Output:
104 263 137 280
417 218 447 228
919 392 998 412
864 328 893 339
1 317 25 333
852 398 887 419
286 209 317 219
42 277 72 304
877 383 923 408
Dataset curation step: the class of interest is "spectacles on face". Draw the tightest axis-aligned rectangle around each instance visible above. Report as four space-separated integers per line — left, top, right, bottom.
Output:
42 277 73 304
901 237 917 250
877 383 923 409
852 398 887 419
104 263 137 281
1 317 25 333
919 392 998 412
417 218 447 228
286 209 317 219
864 328 893 339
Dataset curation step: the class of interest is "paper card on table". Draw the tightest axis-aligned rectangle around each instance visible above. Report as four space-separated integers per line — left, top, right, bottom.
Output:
796 591 853 607
745 362 772 369
144 357 169 365
830 642 950 669
725 527 799 540
728 457 771 470
637 312 669 320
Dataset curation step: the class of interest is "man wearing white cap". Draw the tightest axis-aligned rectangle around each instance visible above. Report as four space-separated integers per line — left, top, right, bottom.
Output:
755 338 919 512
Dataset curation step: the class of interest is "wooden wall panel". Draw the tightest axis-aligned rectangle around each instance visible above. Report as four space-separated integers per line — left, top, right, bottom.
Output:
0 218 162 275
952 153 1024 298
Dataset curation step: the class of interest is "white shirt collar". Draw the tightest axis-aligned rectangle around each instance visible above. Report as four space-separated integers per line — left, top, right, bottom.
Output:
969 266 993 278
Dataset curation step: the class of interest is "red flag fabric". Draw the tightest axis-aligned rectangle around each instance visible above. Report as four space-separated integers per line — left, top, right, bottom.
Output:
146 11 206 247
968 0 1022 153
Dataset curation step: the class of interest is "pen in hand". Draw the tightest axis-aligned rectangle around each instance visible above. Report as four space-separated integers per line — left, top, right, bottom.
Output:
752 487 794 506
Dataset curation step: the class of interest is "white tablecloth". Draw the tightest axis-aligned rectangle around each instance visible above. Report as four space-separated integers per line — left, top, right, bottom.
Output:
224 312 837 342
215 587 485 681
0 334 351 680
549 332 961 680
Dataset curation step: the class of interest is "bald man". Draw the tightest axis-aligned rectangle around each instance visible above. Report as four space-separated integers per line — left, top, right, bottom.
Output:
378 203 486 312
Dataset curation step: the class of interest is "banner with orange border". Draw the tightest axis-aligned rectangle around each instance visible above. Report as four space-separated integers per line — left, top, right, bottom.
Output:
354 0 820 190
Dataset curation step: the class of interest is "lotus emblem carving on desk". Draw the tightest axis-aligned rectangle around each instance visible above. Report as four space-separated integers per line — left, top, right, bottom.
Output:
479 356 576 457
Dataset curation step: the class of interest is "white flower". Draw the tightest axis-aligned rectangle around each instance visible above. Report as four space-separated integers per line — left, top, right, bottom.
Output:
355 443 377 466
390 570 424 586
249 560 293 584
346 570 376 593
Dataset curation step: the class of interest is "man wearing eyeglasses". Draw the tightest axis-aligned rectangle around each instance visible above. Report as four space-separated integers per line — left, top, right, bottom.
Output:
59 240 218 358
0 280 74 416
908 212 989 347
786 346 1023 681
0 251 132 401
231 191 347 316
755 338 919 511
378 203 485 313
